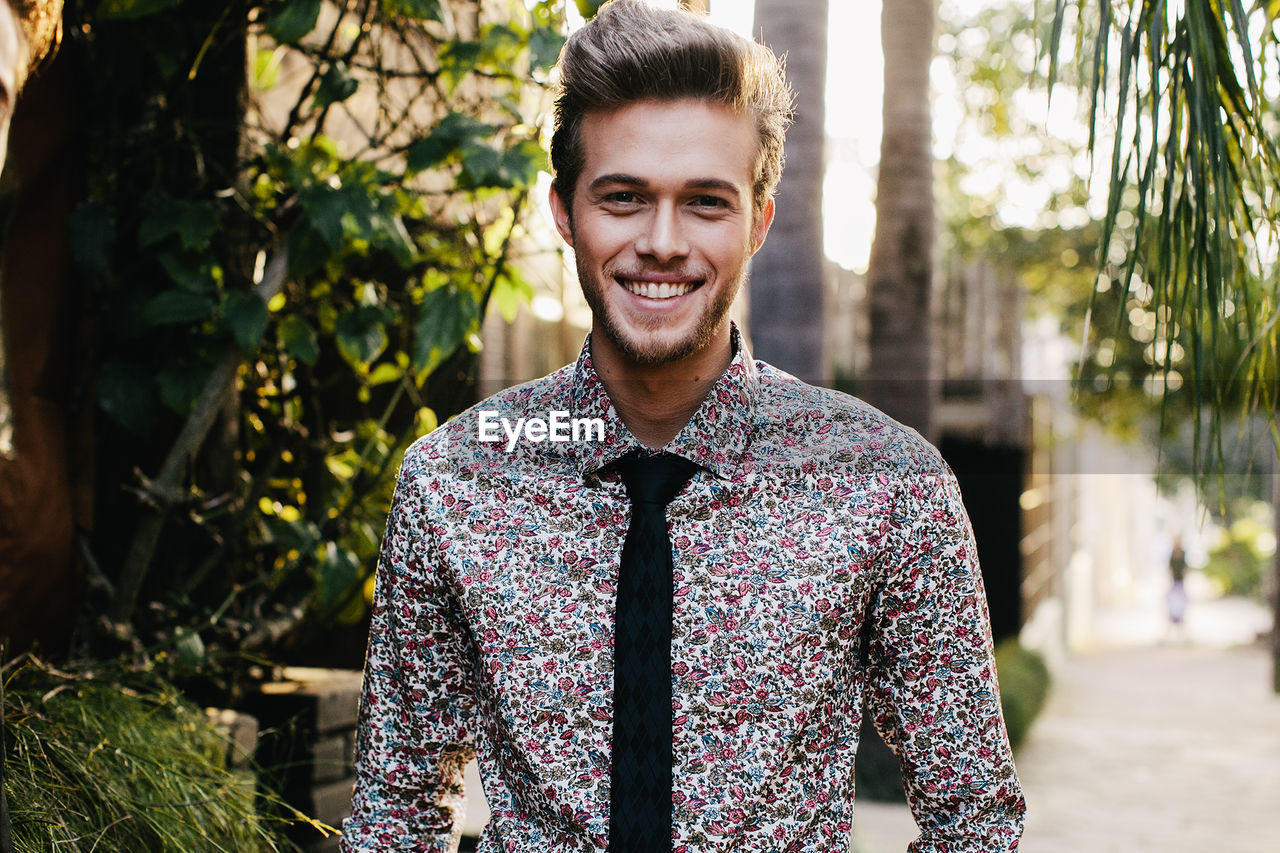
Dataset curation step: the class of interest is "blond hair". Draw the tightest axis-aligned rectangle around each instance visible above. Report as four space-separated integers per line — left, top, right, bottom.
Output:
550 0 792 218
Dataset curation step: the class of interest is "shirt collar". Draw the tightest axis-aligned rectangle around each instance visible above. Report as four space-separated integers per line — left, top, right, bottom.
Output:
569 322 759 482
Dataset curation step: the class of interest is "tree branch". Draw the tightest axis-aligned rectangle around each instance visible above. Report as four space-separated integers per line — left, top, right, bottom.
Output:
108 245 291 632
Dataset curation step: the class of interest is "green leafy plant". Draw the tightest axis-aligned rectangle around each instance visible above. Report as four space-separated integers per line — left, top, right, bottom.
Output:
993 639 1050 752
1203 499 1275 600
853 638 1050 804
66 0 566 673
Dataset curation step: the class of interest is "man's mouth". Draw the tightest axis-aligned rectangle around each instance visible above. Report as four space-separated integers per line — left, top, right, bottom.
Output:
618 278 701 300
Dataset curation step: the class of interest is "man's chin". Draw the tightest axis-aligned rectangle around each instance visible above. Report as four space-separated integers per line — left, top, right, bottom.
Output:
610 335 696 367
603 318 724 368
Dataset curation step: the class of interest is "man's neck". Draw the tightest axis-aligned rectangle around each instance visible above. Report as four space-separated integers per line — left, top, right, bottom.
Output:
591 327 733 450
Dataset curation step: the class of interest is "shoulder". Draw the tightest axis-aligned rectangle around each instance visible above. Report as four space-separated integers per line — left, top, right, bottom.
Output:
751 361 946 481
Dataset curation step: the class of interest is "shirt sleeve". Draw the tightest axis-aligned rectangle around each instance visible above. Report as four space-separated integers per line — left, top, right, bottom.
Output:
862 464 1026 851
340 458 479 853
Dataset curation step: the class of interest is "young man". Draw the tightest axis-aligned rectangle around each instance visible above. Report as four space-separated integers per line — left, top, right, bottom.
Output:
342 2 1025 851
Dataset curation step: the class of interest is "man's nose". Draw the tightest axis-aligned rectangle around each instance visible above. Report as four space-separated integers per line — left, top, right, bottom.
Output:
635 202 689 262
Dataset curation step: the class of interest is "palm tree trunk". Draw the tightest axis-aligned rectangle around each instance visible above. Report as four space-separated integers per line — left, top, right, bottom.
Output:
748 0 828 386
864 0 936 440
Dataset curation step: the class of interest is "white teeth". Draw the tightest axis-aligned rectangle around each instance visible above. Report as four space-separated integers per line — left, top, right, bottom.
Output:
622 279 695 299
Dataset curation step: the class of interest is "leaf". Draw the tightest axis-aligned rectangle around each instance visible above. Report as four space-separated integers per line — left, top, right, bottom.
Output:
97 360 156 435
574 0 604 19
266 0 322 44
95 0 185 20
142 290 216 326
287 223 331 278
313 62 359 109
501 139 549 188
298 185 347 251
437 40 483 93
380 0 442 21
369 211 417 268
367 363 402 385
337 583 369 624
325 449 360 480
479 25 523 69
67 202 114 276
278 315 320 366
335 306 390 367
317 542 360 609
530 26 567 72
458 142 505 188
415 406 438 435
490 269 533 323
223 291 270 353
405 112 495 173
156 360 210 415
413 285 478 372
274 516 322 550
158 250 221 293
139 194 221 251
252 47 284 91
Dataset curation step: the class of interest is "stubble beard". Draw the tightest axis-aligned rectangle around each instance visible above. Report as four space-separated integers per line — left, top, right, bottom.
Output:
575 254 745 368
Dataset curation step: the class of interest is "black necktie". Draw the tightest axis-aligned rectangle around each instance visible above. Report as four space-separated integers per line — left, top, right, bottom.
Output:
609 451 699 853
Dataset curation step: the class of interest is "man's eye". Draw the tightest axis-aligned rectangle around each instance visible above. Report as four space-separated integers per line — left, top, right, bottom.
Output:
606 192 638 204
692 195 730 209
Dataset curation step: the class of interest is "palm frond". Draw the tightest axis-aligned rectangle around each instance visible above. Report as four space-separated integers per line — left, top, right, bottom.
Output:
1051 0 1280 488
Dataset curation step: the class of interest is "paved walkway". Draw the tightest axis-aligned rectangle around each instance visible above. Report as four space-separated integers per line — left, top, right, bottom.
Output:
851 600 1280 852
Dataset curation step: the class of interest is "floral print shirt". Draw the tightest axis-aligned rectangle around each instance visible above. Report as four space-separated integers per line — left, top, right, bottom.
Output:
340 326 1025 853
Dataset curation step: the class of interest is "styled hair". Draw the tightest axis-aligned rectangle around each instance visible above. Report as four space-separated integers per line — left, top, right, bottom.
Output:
9 0 63 87
550 0 793 218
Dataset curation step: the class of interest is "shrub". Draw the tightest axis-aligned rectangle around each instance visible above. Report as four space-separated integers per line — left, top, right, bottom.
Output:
1202 502 1275 601
994 639 1051 751
855 639 1051 802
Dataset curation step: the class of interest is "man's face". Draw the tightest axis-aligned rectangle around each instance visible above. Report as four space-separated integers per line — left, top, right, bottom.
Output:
0 3 25 169
549 98 774 369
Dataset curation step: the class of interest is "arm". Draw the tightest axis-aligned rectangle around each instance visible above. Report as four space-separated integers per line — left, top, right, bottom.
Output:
863 464 1026 852
340 457 479 853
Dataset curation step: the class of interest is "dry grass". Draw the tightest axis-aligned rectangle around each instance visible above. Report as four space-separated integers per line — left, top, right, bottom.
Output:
1 656 329 852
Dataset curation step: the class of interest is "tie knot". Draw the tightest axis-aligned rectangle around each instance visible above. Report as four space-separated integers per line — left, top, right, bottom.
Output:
613 452 699 506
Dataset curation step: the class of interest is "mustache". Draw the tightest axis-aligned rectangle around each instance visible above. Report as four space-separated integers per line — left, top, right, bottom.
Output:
607 266 710 281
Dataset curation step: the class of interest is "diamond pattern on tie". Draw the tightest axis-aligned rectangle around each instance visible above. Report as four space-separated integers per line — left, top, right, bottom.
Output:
610 451 698 853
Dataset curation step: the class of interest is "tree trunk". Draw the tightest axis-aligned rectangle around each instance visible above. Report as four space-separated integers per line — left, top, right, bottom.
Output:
748 0 828 386
1272 472 1279 693
853 0 938 805
0 48 81 656
864 0 937 440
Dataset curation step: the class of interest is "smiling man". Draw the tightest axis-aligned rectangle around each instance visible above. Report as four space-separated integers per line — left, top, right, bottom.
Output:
342 2 1025 852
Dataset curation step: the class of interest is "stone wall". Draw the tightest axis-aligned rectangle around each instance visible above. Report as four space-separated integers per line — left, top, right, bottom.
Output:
244 667 363 853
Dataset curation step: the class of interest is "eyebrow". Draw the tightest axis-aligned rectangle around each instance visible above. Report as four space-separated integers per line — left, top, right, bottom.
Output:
586 173 744 195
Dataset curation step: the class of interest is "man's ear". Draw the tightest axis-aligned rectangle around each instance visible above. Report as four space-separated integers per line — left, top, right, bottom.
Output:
548 181 575 246
750 198 776 256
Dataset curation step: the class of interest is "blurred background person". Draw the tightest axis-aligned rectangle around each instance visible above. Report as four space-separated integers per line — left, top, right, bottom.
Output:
1166 534 1188 638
